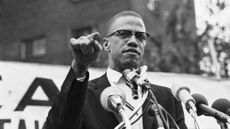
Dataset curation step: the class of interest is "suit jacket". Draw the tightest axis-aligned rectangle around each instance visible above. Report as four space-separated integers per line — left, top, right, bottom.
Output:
44 68 188 129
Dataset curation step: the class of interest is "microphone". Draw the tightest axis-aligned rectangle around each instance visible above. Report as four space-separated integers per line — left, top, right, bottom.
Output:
212 98 230 129
100 86 126 113
100 87 131 129
192 94 230 124
171 83 197 117
122 66 150 89
212 98 230 116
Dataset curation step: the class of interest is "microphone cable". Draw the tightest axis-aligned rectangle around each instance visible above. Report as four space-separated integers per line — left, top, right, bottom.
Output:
130 100 150 125
137 66 169 129
150 96 201 129
148 98 180 129
148 88 170 129
194 118 201 129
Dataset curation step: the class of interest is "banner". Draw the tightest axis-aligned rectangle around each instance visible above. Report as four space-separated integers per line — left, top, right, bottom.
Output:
0 61 229 129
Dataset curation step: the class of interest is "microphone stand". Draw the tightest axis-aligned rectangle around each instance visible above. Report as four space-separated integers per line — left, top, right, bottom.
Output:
147 89 169 129
128 66 169 129
136 74 169 129
133 79 169 129
108 95 131 129
118 66 169 129
138 66 169 129
116 90 169 129
119 108 132 129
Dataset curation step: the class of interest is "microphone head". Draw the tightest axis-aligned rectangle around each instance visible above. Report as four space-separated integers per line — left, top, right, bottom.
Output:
171 83 191 100
192 93 209 116
212 98 230 115
122 69 136 82
100 86 126 112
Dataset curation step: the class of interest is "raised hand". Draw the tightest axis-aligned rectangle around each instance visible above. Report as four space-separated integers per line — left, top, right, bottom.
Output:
70 32 102 77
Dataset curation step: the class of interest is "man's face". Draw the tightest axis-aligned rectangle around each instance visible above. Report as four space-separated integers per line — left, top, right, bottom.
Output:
105 16 148 72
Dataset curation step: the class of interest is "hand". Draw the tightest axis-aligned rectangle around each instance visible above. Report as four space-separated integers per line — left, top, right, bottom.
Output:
70 32 102 77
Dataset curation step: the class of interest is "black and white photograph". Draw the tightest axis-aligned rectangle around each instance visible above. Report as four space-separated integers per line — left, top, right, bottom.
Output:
0 0 230 129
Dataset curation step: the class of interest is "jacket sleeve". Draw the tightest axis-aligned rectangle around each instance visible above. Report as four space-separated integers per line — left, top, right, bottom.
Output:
43 68 89 129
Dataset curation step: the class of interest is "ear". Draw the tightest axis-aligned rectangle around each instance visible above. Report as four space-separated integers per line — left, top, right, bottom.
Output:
103 38 110 52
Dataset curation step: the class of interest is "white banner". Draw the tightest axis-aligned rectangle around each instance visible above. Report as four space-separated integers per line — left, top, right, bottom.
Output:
0 61 229 129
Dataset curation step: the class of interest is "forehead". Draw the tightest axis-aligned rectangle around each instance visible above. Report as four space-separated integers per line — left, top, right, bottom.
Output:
108 16 146 34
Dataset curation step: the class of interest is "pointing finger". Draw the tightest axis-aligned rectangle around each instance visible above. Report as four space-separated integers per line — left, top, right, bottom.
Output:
87 32 102 43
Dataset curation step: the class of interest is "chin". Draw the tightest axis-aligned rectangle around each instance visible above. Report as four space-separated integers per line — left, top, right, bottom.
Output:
123 60 140 69
115 56 142 70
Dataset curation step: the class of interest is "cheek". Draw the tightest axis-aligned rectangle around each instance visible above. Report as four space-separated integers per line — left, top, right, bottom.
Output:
108 45 119 57
109 40 123 52
140 42 146 52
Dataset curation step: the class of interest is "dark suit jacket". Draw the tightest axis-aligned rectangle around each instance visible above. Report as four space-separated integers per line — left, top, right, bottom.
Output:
44 68 188 129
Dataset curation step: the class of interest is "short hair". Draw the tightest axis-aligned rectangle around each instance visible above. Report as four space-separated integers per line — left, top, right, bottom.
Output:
106 11 143 34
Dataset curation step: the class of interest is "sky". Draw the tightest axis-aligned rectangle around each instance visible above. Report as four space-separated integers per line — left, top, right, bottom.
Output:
194 0 230 40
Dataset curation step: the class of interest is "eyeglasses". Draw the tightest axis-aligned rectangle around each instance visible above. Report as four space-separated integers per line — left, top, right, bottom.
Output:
107 29 150 42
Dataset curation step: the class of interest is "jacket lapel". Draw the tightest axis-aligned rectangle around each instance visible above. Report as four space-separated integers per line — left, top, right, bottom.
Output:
92 73 120 127
93 73 111 94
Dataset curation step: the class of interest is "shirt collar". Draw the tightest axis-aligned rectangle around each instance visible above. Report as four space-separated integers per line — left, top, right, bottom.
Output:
106 67 123 85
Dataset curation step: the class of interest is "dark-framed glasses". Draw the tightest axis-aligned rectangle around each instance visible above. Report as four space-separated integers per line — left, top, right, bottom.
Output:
107 29 150 41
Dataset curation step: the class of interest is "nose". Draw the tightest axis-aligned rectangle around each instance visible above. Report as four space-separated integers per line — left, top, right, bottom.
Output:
127 35 138 47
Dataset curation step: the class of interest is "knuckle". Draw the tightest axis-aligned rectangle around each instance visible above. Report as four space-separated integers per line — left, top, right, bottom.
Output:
79 36 86 39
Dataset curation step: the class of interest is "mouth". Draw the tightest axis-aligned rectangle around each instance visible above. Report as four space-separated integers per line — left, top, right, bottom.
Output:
122 49 141 56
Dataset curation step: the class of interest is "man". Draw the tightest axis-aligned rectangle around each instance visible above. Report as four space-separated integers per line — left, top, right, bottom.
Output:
44 11 188 129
